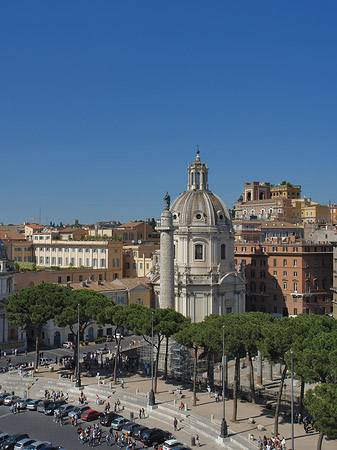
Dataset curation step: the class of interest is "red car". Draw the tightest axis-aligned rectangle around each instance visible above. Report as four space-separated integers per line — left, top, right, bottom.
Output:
81 409 103 421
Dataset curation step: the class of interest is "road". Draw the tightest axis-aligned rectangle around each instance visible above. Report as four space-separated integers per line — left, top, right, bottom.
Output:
0 334 137 371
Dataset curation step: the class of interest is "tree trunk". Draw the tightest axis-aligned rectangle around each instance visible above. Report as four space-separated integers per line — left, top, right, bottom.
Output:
192 346 198 406
299 379 305 416
317 431 324 450
113 337 121 383
34 326 42 370
154 338 161 393
274 364 288 436
231 356 240 421
248 351 256 403
163 336 169 380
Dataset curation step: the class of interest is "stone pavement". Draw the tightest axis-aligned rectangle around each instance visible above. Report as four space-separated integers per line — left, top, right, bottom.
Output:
0 367 334 450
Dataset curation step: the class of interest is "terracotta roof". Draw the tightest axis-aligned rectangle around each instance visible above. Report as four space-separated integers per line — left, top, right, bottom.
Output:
117 222 144 229
111 277 151 291
259 221 302 229
26 224 44 230
0 231 26 241
67 281 125 292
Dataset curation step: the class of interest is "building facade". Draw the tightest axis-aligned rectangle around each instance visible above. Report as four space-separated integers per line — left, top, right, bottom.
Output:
234 240 333 317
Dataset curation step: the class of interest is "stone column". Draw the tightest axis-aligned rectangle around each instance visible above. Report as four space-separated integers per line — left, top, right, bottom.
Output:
157 209 175 309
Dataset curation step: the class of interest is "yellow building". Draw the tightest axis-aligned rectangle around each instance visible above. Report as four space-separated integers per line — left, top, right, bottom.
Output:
271 182 301 199
123 243 159 277
32 237 123 280
292 198 329 224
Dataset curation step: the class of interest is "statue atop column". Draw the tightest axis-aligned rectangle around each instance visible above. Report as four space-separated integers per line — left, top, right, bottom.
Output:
164 191 171 210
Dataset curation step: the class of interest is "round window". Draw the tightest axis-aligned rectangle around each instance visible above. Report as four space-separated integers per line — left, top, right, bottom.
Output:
219 214 223 220
196 214 202 220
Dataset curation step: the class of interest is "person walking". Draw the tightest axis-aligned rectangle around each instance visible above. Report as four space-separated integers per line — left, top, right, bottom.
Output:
173 417 178 431
195 434 200 447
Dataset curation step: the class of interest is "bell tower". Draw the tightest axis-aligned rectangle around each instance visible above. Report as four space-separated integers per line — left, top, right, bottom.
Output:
187 149 209 191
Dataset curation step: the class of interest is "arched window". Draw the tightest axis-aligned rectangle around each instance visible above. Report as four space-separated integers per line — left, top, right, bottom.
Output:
196 172 200 187
221 244 226 260
247 192 252 201
195 244 203 260
136 298 144 305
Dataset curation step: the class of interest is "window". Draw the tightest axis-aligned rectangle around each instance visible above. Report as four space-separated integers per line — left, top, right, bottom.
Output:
99 274 103 281
283 282 287 290
283 271 287 276
126 262 130 269
252 247 256 253
66 276 71 282
294 271 297 277
283 259 287 267
294 308 297 315
260 283 266 293
79 258 82 266
226 307 232 314
283 247 287 252
306 281 310 293
195 244 203 260
252 259 256 266
51 257 56 265
293 247 298 252
293 282 297 292
46 257 50 264
101 259 105 267
273 247 277 252
242 247 246 252
314 279 318 290
93 258 97 266
273 280 277 289
79 275 83 282
71 258 75 265
314 259 318 268
260 260 266 267
146 263 149 270
260 271 266 278
86 258 89 266
293 259 297 267
250 270 255 277
220 244 226 260
273 259 277 267
136 298 144 305
57 276 62 284
262 247 266 253
58 257 62 265
273 270 277 276
250 282 256 292
139 263 143 269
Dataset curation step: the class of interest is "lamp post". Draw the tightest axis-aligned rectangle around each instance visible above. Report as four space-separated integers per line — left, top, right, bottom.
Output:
75 303 81 388
220 325 228 438
291 350 294 450
148 311 155 406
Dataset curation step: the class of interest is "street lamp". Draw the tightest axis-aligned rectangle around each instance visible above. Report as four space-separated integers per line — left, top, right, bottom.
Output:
220 325 228 438
148 311 155 406
75 303 81 388
291 350 294 450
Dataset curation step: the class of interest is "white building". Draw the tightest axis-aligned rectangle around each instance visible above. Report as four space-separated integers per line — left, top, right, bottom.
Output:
151 152 246 322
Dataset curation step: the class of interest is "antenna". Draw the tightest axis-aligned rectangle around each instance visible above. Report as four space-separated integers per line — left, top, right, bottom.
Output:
39 206 42 225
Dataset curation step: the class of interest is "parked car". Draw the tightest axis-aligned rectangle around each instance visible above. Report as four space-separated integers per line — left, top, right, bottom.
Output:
25 441 51 450
16 399 32 410
39 358 55 367
44 400 66 415
26 399 41 411
81 409 103 421
121 423 143 436
4 395 20 406
109 417 130 430
100 412 120 426
141 429 172 447
36 400 52 413
0 393 8 404
0 434 29 450
162 439 183 450
54 404 75 416
62 342 73 349
68 405 90 418
132 425 149 440
169 445 192 450
0 437 11 446
14 440 36 450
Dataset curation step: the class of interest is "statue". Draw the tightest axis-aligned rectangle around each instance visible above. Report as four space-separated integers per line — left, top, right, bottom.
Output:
164 191 170 210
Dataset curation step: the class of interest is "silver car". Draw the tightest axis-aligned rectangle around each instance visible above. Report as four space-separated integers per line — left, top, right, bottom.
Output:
14 439 36 450
68 405 90 418
16 398 33 410
4 395 20 405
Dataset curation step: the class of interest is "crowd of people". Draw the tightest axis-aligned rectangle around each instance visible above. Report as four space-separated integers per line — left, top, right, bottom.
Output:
256 435 286 450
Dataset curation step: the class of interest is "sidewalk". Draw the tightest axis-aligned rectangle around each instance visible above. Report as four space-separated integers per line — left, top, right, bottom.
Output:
25 367 334 450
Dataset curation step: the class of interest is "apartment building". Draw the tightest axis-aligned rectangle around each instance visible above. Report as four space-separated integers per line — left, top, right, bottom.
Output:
114 222 159 244
270 183 301 199
292 198 330 224
233 220 304 243
32 235 123 280
123 243 158 277
234 240 333 317
0 231 34 263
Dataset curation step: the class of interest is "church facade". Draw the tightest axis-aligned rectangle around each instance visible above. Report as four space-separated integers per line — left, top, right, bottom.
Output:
150 152 246 322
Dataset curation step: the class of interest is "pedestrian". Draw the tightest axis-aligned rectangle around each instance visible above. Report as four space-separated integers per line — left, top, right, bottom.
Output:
298 413 302 424
139 408 142 419
281 437 286 450
121 379 125 389
195 434 200 447
207 385 211 397
173 417 178 431
142 407 145 418
215 391 219 403
106 434 111 447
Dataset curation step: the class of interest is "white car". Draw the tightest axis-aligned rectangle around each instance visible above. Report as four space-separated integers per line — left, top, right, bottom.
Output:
162 440 183 450
62 341 73 349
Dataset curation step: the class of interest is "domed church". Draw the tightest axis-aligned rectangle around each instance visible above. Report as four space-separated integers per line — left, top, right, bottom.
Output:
150 151 246 322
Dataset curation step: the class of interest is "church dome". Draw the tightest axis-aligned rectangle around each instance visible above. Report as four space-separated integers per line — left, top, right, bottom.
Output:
170 151 232 228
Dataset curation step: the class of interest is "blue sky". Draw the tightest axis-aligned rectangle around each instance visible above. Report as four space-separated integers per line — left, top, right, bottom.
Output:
1 1 336 225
